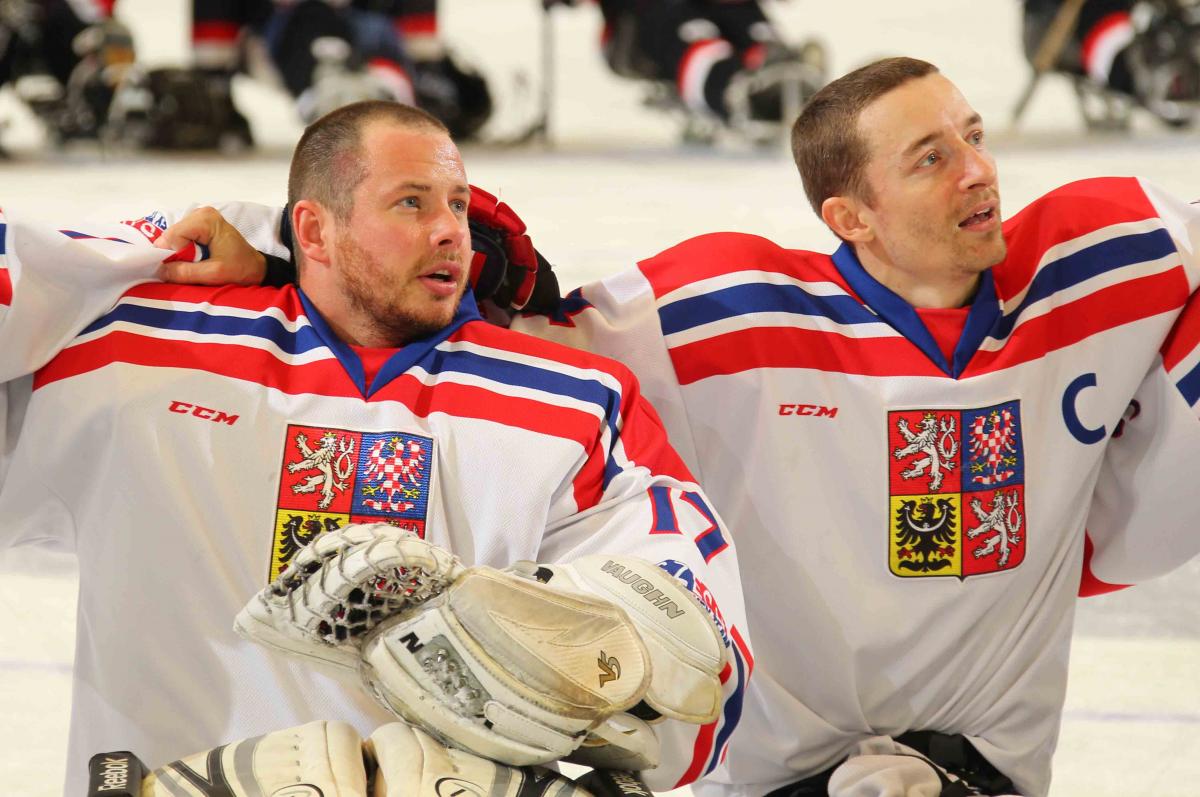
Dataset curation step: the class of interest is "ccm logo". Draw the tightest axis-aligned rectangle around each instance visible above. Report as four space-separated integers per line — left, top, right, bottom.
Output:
169 400 239 426
778 403 838 418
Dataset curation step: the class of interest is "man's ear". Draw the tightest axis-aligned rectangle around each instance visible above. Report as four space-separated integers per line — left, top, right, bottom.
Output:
821 195 874 243
292 200 333 269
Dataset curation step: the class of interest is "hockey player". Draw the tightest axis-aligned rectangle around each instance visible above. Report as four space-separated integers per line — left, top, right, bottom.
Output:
546 0 826 141
0 101 749 793
192 0 492 137
183 58 1200 795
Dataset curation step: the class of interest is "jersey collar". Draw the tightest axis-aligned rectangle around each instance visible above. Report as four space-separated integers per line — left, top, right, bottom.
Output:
297 288 482 397
831 242 1001 377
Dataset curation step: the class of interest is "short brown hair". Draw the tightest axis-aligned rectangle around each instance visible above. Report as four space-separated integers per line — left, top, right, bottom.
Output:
287 100 448 223
791 57 939 215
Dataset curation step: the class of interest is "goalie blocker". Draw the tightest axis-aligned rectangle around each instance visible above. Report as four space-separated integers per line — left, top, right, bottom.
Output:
84 720 655 797
234 524 727 770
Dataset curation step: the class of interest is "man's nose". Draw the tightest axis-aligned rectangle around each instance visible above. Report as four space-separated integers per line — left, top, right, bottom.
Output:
430 205 467 249
960 144 997 191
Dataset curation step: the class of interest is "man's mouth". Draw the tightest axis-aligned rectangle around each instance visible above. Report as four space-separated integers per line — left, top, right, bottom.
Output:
958 203 998 230
419 262 464 297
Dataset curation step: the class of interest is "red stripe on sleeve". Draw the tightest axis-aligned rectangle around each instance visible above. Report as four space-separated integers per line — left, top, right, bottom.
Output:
731 624 754 674
638 233 852 300
674 662 729 788
33 333 354 395
1161 290 1200 372
967 268 1189 376
0 267 11 307
1078 533 1131 597
613 373 696 484
993 177 1158 302
121 283 307 321
670 326 943 385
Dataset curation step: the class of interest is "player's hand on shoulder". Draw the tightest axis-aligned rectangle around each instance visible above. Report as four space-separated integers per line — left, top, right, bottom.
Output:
468 185 562 315
155 206 267 286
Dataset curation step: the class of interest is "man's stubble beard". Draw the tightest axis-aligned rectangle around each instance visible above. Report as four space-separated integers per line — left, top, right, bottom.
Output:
337 233 465 345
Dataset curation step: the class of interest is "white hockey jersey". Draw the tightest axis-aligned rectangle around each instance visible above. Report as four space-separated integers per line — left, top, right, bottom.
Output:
510 177 1200 797
0 210 751 794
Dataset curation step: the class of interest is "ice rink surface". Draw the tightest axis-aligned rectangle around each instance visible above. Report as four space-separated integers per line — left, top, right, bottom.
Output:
1 0 1198 794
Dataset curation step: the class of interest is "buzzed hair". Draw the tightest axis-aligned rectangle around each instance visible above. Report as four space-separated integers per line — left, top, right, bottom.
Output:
287 100 449 223
791 57 939 216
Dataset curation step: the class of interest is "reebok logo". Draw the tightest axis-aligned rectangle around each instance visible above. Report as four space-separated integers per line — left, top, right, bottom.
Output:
608 771 652 797
95 755 130 792
597 651 621 686
169 400 239 425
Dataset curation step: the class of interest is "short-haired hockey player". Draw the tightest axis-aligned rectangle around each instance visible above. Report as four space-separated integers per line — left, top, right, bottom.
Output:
184 57 1200 796
0 101 749 793
505 57 1200 796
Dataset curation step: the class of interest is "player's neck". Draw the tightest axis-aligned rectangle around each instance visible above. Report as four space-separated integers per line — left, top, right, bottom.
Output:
856 247 981 309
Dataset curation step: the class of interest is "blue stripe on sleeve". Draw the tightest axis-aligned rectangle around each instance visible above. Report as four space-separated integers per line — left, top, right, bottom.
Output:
81 303 326 356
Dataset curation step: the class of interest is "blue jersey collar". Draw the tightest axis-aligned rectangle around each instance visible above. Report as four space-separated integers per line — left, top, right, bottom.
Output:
297 288 482 397
831 242 1000 377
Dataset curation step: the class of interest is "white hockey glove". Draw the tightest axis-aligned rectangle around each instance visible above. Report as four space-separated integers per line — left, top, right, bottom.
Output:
515 555 727 771
368 721 591 797
234 522 466 673
361 554 726 771
360 563 652 766
88 719 633 797
86 721 367 796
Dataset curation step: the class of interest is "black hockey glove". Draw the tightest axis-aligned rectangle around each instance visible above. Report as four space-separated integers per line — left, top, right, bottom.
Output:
467 184 562 314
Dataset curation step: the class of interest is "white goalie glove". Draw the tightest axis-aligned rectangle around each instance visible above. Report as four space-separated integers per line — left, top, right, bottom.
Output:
235 523 727 770
87 719 606 797
234 522 467 674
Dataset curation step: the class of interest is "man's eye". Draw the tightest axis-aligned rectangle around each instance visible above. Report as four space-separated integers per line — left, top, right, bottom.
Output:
399 197 420 208
451 200 468 214
969 130 985 146
920 151 939 167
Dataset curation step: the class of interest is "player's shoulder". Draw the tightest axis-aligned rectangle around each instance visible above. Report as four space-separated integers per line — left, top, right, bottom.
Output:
118 282 306 320
1005 176 1162 236
636 231 834 297
454 319 640 387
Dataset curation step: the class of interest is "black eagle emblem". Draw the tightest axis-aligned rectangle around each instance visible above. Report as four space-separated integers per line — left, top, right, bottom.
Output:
278 514 341 566
894 498 957 572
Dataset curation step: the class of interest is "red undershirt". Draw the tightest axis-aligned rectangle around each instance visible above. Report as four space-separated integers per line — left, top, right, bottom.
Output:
350 344 399 386
914 305 970 365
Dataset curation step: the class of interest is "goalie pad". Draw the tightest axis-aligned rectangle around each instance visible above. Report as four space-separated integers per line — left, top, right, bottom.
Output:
369 721 589 797
134 721 366 796
360 565 652 766
234 522 465 673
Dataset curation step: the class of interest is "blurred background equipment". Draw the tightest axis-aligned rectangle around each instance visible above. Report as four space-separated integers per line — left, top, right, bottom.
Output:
546 0 826 145
1017 0 1200 129
192 0 493 139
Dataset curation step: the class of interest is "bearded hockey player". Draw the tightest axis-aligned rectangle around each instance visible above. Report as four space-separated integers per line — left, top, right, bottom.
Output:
0 100 748 793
